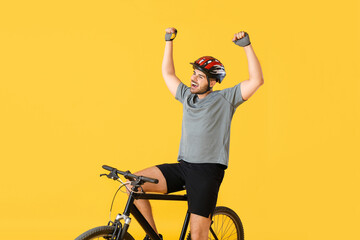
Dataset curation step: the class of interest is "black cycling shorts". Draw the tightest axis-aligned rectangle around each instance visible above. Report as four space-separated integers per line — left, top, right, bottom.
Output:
156 160 225 218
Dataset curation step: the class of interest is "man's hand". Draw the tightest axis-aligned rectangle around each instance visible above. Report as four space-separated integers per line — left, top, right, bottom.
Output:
233 31 251 47
165 27 177 41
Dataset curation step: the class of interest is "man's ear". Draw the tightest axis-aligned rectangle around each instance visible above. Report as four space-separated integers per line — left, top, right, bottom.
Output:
209 79 217 88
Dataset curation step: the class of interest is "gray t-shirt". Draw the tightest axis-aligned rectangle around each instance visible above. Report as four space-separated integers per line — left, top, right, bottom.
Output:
175 82 246 168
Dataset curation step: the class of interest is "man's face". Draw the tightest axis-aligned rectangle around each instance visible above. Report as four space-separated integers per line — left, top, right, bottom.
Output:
190 69 211 94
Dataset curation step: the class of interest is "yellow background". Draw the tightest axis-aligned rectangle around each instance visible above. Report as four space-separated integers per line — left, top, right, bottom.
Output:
1 0 359 239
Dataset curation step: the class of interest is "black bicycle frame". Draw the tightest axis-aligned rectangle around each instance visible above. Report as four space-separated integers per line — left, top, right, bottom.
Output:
122 191 189 240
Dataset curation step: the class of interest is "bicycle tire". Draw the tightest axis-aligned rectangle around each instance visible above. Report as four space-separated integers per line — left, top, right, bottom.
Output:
75 225 135 240
211 206 244 240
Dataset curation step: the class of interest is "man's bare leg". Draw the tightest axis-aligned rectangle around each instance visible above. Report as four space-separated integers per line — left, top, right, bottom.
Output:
128 166 167 234
190 213 212 240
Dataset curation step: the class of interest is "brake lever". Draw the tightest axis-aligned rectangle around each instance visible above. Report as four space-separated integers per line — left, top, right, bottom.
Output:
100 169 119 180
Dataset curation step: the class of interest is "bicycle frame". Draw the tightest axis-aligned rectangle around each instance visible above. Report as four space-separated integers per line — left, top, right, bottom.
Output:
117 190 189 240
81 166 241 240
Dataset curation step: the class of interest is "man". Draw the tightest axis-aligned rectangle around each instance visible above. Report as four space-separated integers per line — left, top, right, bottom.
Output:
133 27 264 240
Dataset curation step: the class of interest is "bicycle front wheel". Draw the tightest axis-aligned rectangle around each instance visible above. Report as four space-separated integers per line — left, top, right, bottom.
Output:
75 225 134 240
210 206 244 240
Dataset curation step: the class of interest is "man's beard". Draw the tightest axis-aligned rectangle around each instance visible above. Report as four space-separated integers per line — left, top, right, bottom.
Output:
191 85 207 94
190 82 209 94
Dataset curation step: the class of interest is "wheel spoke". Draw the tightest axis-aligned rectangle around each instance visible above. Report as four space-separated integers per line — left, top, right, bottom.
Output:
181 207 243 240
225 216 236 235
222 227 237 240
222 216 232 236
210 209 241 240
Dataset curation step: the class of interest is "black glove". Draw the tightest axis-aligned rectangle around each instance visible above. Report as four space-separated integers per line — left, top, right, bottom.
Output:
165 29 177 41
233 32 251 47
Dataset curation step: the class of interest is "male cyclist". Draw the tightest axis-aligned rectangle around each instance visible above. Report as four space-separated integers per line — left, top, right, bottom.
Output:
134 27 264 240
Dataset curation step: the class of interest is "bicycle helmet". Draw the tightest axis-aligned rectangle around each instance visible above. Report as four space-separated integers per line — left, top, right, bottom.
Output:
190 56 226 83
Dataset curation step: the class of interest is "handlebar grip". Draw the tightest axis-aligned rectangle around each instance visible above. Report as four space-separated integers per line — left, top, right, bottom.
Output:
141 176 159 184
102 165 128 177
102 165 159 184
102 165 114 171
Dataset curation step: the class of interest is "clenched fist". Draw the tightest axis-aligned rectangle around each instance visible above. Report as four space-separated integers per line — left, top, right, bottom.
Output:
233 31 251 47
165 27 177 41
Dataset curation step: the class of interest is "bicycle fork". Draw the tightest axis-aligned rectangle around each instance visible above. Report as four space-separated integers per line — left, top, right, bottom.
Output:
113 214 131 240
108 191 136 240
112 191 163 240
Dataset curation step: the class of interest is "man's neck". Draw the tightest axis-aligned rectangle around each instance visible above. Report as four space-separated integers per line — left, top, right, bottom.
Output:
197 90 213 99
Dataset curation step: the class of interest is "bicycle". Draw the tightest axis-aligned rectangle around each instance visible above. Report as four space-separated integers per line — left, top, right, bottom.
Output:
75 165 245 240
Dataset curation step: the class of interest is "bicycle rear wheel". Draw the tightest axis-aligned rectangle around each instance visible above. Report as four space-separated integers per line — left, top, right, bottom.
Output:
209 206 244 240
75 225 134 240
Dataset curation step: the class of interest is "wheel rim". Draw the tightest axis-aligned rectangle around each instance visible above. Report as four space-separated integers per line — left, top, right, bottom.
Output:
209 213 239 240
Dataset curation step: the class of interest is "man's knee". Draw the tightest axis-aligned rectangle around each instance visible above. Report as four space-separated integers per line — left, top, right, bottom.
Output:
190 227 210 240
190 213 211 240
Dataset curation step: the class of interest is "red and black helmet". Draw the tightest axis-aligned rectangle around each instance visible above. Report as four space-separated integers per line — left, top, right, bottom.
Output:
190 56 226 83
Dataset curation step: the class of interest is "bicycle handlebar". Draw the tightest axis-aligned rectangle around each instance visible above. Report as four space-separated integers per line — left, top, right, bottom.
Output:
102 165 159 184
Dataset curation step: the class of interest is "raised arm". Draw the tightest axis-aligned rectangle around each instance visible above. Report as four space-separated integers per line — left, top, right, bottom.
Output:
162 27 181 97
233 31 264 101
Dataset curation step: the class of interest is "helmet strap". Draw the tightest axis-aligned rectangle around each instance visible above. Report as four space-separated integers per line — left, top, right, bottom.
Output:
197 77 212 95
